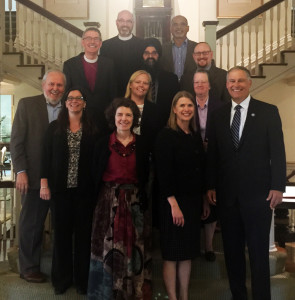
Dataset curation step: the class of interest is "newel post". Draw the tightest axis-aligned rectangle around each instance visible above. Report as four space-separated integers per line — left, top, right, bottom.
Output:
202 21 219 60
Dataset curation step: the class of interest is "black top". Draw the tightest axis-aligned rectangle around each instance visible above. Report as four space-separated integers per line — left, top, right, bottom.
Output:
41 121 98 196
100 35 143 97
155 127 205 199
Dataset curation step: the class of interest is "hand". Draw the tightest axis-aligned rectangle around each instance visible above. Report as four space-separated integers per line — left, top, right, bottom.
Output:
40 187 51 201
201 196 211 220
171 205 184 227
16 172 29 195
267 190 283 209
207 190 216 206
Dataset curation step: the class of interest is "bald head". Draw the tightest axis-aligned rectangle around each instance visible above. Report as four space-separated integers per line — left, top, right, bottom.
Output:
116 10 134 37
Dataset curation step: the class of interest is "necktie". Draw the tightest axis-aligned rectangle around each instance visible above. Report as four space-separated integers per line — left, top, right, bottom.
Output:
231 105 242 149
151 81 156 103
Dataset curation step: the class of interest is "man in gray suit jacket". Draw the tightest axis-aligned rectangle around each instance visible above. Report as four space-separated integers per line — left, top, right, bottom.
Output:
10 70 66 283
160 15 197 81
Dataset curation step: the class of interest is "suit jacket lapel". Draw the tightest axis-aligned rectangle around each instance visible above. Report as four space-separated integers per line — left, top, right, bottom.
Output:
239 98 256 148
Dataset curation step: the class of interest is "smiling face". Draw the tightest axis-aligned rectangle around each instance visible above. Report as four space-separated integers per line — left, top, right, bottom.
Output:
193 43 213 68
130 73 150 99
170 16 189 41
81 30 102 57
193 72 210 98
115 106 133 132
65 90 86 114
226 69 252 104
116 10 134 37
173 97 195 123
42 72 65 106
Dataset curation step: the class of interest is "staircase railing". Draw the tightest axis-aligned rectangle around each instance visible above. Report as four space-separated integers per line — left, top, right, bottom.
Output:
5 0 83 71
204 0 293 75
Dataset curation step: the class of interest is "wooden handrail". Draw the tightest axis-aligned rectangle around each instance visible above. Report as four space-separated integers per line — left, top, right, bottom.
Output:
15 0 83 37
216 0 285 39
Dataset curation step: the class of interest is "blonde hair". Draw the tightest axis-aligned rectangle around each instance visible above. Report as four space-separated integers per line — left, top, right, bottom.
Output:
124 70 152 102
167 91 197 132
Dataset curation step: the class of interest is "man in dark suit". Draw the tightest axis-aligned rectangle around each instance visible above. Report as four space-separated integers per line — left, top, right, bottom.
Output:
10 70 66 283
63 27 116 130
207 66 286 300
160 15 197 81
141 38 179 129
100 10 142 96
193 70 223 262
180 42 231 103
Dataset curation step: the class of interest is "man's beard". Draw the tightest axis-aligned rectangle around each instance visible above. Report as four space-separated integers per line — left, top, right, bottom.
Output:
143 58 159 78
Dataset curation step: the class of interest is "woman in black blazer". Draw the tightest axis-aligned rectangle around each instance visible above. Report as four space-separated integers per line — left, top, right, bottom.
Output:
40 87 98 295
125 70 159 147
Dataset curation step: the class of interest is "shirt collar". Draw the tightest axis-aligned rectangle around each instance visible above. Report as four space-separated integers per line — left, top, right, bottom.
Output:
231 94 251 110
46 100 62 108
118 34 133 41
172 38 188 47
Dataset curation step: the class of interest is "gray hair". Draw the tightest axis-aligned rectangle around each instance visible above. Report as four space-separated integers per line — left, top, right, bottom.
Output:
42 69 66 86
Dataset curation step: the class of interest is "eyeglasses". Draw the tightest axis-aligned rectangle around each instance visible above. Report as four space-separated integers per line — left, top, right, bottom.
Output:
193 51 211 57
67 96 84 101
194 81 209 85
117 19 133 25
82 36 101 42
143 51 158 56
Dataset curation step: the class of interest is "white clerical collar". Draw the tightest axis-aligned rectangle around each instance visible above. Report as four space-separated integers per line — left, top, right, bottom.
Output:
84 54 98 63
118 34 133 41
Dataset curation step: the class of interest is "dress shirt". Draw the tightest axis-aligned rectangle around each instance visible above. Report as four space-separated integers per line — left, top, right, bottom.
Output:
230 95 251 139
46 101 62 124
172 39 188 80
197 98 209 141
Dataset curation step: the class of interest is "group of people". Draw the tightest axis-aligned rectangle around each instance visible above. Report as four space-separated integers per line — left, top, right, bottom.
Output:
10 8 286 300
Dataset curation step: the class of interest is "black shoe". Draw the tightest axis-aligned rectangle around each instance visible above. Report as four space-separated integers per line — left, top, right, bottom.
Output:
54 287 67 295
205 251 216 262
20 271 46 283
76 287 87 295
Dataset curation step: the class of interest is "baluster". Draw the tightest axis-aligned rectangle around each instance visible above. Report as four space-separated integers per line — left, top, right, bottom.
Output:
284 0 288 49
36 14 41 64
23 6 28 63
248 21 252 74
15 1 20 52
30 10 34 64
234 29 237 67
66 31 70 61
255 17 259 75
241 25 245 66
8 0 13 51
262 12 266 62
226 33 230 70
277 3 281 61
44 18 49 71
270 7 274 62
219 37 223 69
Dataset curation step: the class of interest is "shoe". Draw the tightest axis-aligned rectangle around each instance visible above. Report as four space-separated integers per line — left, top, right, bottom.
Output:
205 251 216 262
54 287 67 295
20 271 46 283
76 287 87 295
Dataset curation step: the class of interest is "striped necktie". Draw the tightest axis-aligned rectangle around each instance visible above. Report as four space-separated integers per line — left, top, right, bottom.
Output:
231 105 242 149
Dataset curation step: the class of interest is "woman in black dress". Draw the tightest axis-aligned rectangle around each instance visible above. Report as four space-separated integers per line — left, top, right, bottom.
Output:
155 91 207 300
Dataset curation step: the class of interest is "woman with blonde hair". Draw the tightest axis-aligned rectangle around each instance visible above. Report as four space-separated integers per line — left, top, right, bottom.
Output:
125 70 158 147
155 91 208 300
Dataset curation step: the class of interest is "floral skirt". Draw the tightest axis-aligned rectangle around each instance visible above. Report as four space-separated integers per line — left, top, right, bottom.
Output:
88 183 152 300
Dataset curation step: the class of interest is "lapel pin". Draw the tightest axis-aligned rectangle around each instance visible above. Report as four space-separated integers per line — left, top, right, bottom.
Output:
251 113 255 117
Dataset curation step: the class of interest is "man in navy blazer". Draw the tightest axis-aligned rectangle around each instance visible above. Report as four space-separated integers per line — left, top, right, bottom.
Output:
63 27 116 131
207 66 286 300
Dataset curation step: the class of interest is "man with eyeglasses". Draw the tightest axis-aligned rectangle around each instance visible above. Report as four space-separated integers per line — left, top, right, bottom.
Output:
180 42 231 103
11 70 66 283
160 15 197 81
100 10 143 96
141 38 179 129
63 27 116 131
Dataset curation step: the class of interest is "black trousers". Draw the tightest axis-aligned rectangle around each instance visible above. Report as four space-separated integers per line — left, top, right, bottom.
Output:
219 199 272 300
50 188 94 290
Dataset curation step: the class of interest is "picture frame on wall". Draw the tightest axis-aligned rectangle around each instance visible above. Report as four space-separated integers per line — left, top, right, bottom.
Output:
44 0 89 19
217 0 263 18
